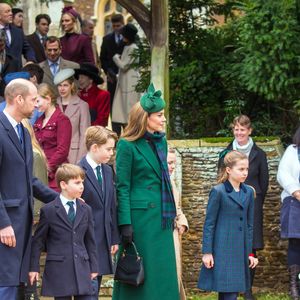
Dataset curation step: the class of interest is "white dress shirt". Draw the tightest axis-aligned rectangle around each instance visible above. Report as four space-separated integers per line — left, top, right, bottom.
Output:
3 109 21 139
86 153 102 180
60 194 77 214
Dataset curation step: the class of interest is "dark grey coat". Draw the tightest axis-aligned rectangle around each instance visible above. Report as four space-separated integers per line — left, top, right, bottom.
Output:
30 197 98 297
218 142 269 249
79 157 120 275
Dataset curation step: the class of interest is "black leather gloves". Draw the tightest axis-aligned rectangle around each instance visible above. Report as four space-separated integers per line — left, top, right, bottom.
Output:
120 224 133 247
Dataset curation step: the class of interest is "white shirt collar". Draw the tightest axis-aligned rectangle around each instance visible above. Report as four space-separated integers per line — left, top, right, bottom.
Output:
47 57 60 66
3 109 19 129
60 194 76 206
86 153 101 171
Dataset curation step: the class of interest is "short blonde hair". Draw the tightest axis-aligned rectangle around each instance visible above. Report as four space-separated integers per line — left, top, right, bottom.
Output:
231 115 252 129
122 102 149 141
60 12 81 34
38 83 57 105
55 163 85 187
85 126 118 150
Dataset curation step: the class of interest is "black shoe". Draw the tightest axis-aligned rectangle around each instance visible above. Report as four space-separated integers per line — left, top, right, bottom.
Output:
244 290 256 300
289 265 300 300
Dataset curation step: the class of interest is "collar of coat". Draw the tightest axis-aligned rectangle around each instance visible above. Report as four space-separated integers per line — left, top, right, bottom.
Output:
224 180 247 193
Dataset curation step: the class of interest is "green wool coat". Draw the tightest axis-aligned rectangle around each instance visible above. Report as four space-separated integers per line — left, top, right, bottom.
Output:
112 137 180 300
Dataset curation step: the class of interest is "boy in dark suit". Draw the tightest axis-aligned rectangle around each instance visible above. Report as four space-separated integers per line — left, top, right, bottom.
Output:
79 126 120 298
29 164 98 300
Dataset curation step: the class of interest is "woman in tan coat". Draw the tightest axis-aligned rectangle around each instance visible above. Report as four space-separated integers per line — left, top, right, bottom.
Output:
54 68 91 164
168 148 189 300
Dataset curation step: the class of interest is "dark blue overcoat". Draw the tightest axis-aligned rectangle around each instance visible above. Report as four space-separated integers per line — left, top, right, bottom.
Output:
79 157 120 275
198 181 254 293
30 197 98 297
0 112 57 286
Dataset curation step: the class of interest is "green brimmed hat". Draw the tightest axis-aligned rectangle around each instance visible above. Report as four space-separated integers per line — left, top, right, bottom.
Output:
140 83 165 113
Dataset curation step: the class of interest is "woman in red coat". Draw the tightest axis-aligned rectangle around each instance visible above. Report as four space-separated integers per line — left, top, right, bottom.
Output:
60 6 94 65
34 83 72 191
75 63 110 126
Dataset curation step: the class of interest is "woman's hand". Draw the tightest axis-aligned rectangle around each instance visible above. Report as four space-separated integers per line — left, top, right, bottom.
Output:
202 253 214 269
249 256 258 268
293 190 300 201
178 225 187 235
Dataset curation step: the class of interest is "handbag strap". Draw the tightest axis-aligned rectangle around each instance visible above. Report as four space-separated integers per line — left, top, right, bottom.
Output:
123 242 140 257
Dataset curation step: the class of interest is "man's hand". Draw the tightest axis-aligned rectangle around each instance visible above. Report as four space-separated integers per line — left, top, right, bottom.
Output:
91 272 98 280
28 272 39 285
111 244 119 255
0 226 16 247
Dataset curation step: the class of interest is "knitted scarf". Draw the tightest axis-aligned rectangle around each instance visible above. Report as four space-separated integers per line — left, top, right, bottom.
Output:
232 137 254 157
144 131 176 229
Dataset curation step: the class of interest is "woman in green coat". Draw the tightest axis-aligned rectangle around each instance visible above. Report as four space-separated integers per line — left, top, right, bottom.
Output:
112 84 180 300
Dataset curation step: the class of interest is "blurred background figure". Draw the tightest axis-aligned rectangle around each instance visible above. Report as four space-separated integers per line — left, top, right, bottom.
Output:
12 7 23 28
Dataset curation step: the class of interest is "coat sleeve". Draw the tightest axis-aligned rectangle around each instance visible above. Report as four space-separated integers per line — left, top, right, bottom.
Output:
94 90 110 127
116 139 133 225
22 31 36 62
247 188 255 254
100 37 109 74
32 177 58 203
113 45 137 72
258 150 269 199
77 101 91 163
30 208 49 272
47 115 72 173
84 205 98 273
277 145 300 195
110 177 120 245
202 187 221 254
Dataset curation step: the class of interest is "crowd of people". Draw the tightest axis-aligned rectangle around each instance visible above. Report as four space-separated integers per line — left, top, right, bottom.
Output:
0 2 298 300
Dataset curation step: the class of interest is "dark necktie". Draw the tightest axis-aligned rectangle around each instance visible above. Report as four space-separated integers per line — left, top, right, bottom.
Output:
16 123 24 149
2 26 10 47
67 201 76 224
96 165 103 188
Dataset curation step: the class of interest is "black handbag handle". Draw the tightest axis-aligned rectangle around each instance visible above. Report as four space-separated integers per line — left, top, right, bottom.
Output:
123 242 140 258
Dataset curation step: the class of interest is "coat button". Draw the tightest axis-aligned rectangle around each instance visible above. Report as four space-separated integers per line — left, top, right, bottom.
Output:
147 186 152 190
73 231 76 234
148 202 156 208
239 227 242 231
240 217 243 221
74 254 78 258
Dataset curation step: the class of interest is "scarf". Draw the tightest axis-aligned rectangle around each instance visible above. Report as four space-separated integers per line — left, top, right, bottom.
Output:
144 131 176 229
232 137 254 157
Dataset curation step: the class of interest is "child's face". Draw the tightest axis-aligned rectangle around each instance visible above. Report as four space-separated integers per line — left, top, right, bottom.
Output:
93 138 115 164
167 152 176 175
60 176 84 199
226 159 249 184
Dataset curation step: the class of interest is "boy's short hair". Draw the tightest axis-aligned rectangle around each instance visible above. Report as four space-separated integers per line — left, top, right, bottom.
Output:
55 164 85 187
85 126 118 151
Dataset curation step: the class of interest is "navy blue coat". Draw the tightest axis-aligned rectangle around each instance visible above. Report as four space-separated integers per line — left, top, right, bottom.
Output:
79 157 120 275
30 197 98 297
6 25 36 67
198 181 254 293
0 112 57 286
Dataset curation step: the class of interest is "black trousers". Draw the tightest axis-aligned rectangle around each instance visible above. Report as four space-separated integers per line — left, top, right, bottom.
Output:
288 238 300 266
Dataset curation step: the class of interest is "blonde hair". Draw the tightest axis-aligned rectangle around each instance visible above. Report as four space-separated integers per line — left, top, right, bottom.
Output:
230 114 252 130
85 126 118 150
60 13 81 34
37 83 57 105
21 119 47 167
55 163 85 187
217 151 248 183
122 102 148 141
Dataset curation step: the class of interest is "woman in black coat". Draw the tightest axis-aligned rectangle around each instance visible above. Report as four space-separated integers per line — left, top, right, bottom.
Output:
218 115 269 300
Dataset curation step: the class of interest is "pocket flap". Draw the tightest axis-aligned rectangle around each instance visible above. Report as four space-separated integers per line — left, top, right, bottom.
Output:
46 254 65 261
130 201 148 209
83 253 89 260
2 199 21 207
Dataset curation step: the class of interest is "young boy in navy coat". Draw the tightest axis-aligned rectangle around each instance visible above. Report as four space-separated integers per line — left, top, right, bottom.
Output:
29 164 98 300
79 126 120 297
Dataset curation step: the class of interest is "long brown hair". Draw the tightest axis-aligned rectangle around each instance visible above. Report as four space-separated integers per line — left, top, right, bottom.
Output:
217 150 248 183
122 102 148 141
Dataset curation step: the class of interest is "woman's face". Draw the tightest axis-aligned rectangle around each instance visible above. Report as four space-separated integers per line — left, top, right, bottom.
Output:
58 80 72 98
233 122 252 146
13 12 23 28
61 14 75 33
147 110 166 133
36 95 51 113
226 158 249 184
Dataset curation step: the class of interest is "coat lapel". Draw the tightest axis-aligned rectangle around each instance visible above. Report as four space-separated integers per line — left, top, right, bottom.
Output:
55 197 73 229
135 138 161 179
60 96 80 119
81 157 104 202
41 61 53 81
224 180 245 208
73 199 84 229
248 145 258 165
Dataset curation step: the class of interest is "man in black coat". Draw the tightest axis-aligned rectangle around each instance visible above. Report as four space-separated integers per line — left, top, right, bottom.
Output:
100 14 125 111
26 14 51 63
0 3 36 68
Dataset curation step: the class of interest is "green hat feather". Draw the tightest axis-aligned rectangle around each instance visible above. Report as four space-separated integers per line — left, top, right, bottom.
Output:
140 83 166 113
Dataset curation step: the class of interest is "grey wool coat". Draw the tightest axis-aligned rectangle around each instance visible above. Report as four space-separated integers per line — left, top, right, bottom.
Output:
198 181 254 293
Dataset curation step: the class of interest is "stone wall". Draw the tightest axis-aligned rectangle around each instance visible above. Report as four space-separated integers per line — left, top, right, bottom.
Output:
169 139 288 294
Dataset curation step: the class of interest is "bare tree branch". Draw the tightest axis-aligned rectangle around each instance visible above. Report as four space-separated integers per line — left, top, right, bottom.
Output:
115 0 151 40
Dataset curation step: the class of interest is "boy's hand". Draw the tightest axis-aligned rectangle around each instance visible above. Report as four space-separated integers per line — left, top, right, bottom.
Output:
202 253 214 269
111 244 119 255
249 256 258 268
91 272 98 280
28 272 39 285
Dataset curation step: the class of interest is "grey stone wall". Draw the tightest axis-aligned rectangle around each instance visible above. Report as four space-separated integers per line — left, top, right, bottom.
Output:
169 139 287 294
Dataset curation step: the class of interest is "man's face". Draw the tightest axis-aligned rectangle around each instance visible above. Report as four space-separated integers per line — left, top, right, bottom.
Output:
82 22 94 37
36 18 49 36
0 4 12 25
18 86 38 119
45 41 61 62
112 21 123 34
